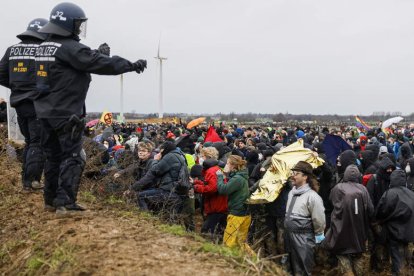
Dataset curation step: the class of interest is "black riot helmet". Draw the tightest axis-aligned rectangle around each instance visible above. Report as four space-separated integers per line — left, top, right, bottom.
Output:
17 18 49 41
39 2 88 38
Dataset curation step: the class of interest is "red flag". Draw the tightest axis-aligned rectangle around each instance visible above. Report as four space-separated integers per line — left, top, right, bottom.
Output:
204 126 223 143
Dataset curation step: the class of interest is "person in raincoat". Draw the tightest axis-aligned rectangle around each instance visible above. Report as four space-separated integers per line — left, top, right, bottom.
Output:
284 161 325 276
375 169 414 276
323 165 374 276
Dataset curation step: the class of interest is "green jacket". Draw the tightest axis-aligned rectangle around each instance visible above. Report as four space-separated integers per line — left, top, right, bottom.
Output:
217 169 250 216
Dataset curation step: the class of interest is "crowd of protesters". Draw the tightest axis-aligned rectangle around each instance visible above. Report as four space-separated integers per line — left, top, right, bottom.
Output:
78 120 414 276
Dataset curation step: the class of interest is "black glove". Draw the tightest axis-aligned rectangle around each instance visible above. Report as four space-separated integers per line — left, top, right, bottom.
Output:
133 59 147 74
98 43 111 56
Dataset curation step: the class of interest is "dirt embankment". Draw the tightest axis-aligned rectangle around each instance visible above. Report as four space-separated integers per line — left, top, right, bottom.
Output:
0 152 284 275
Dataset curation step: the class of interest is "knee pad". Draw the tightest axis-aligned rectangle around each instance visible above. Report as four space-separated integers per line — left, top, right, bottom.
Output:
25 144 45 181
60 153 86 203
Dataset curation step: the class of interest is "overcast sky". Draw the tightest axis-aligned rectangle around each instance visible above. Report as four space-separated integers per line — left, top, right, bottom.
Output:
1 0 414 115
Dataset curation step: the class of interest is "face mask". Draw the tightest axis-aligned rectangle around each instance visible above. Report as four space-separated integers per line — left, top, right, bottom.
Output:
199 157 204 166
406 164 411 174
258 153 264 161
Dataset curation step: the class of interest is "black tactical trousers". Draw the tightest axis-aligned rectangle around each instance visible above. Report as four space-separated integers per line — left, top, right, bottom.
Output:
15 103 44 187
389 239 409 276
40 118 85 207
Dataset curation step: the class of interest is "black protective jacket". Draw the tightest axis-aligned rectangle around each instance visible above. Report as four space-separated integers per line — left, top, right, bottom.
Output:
34 35 136 118
376 169 414 242
366 157 396 207
0 38 43 107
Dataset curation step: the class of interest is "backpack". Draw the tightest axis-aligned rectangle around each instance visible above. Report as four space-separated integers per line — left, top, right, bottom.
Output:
362 174 377 187
172 153 191 195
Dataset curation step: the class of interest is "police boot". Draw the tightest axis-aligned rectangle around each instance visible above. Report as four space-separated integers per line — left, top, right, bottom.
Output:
65 203 86 211
31 181 43 189
55 206 68 216
55 204 86 217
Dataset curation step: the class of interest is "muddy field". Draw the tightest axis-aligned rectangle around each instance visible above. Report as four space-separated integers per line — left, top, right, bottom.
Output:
0 138 284 275
0 127 407 275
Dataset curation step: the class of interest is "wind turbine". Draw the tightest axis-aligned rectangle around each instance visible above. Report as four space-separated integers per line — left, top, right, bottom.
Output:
154 38 167 119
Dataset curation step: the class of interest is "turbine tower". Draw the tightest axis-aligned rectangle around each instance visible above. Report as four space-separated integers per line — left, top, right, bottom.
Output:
154 38 167 119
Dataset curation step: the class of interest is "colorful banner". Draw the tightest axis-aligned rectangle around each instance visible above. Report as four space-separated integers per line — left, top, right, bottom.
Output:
355 116 371 131
100 110 113 125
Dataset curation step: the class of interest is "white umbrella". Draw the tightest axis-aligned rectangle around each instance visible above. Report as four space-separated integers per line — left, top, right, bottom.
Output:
382 116 404 129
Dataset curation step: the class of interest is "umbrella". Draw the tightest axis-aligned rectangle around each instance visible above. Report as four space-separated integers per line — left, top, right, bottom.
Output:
186 117 206 129
86 119 100 128
382 116 404 129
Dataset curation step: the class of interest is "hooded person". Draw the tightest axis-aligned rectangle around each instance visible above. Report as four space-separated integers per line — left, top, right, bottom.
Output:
398 142 412 170
323 165 374 276
359 150 378 175
380 152 398 166
366 156 396 272
405 157 414 190
336 150 358 183
358 136 368 152
370 137 380 146
366 157 397 208
379 145 389 156
375 169 414 275
245 150 259 176
366 143 380 158
284 161 326 276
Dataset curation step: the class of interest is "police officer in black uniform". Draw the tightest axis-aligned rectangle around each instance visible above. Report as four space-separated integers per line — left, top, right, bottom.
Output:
35 2 147 215
0 18 49 191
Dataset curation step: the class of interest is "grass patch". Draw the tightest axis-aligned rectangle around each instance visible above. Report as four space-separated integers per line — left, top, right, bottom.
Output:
105 195 125 205
158 224 187 237
0 194 22 211
199 242 242 258
27 255 44 272
28 228 40 240
157 223 242 259
79 191 97 204
25 242 77 275
48 243 77 270
0 240 26 265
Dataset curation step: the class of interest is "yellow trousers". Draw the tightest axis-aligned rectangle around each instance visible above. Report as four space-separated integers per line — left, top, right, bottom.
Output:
223 214 252 249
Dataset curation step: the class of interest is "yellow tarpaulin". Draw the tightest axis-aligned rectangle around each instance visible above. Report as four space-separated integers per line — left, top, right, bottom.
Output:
247 139 324 204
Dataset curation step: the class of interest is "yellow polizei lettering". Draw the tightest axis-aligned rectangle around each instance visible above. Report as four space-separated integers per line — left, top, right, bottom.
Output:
37 71 47 77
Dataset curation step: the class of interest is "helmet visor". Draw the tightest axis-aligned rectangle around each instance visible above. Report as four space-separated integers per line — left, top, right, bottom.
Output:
74 19 87 39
